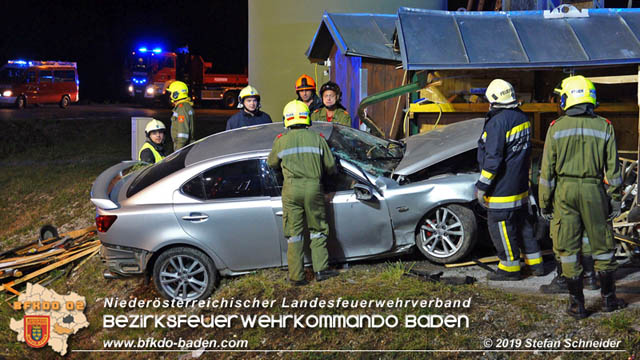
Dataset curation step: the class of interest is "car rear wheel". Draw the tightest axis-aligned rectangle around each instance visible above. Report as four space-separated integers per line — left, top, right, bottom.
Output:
59 95 70 108
152 247 218 301
16 96 26 109
416 204 477 264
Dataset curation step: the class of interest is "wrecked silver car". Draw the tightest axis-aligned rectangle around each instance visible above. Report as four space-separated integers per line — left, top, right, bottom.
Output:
91 119 484 300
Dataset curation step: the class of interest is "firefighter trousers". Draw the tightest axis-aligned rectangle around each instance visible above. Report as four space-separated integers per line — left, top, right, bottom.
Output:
487 207 542 273
282 180 330 281
551 177 617 278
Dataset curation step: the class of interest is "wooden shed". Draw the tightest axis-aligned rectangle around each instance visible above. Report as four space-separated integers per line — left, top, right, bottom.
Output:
306 12 407 136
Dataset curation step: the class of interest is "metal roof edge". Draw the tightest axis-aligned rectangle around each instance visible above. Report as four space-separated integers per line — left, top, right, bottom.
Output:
398 6 640 17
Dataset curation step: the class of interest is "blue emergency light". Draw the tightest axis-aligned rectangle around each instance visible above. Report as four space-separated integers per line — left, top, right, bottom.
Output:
152 48 162 53
132 77 148 85
138 47 148 53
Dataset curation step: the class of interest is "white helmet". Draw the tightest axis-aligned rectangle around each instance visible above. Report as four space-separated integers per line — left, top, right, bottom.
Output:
145 119 166 135
485 79 517 107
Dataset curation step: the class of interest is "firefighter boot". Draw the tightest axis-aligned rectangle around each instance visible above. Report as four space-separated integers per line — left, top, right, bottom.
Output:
566 276 588 319
539 261 568 294
488 269 521 281
582 255 599 290
315 269 340 282
599 271 627 312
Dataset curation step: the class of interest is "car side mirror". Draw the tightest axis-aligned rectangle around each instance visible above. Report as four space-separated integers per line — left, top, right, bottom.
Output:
353 184 373 201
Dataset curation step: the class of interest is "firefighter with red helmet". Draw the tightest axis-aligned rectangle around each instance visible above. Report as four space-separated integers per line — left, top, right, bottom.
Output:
310 81 351 127
295 74 322 113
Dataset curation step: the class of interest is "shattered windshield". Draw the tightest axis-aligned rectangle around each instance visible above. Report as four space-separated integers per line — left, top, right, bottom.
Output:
327 126 404 177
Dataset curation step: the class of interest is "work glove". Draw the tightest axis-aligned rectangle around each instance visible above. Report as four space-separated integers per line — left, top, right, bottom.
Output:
608 199 622 221
541 209 553 222
476 189 487 207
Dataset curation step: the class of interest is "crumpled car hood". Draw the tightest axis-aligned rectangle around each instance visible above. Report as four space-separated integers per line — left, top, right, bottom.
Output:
393 118 485 176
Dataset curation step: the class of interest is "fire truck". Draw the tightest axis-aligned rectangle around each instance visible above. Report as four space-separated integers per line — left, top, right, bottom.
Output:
126 46 248 108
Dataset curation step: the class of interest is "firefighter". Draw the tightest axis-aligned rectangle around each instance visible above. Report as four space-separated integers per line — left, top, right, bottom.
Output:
310 81 352 127
267 100 339 285
295 74 322 113
476 79 543 281
226 85 272 130
167 81 195 151
539 75 626 319
138 119 166 164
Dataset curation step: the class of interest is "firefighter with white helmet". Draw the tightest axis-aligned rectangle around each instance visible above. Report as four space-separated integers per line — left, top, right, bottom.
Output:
226 85 272 130
167 80 195 150
477 79 543 281
539 75 626 319
267 100 339 285
138 119 166 164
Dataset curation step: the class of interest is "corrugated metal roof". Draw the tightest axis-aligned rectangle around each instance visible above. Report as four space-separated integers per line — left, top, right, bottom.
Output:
397 7 640 70
306 12 401 62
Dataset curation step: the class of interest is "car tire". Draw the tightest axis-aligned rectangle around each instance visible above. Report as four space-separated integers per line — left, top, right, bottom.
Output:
16 96 26 109
416 204 477 264
152 247 218 301
59 95 70 109
223 91 238 109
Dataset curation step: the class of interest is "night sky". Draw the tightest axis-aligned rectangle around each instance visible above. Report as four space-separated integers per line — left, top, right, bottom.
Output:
0 0 248 101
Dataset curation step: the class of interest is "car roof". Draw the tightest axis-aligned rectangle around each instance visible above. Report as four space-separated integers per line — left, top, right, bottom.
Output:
184 121 336 166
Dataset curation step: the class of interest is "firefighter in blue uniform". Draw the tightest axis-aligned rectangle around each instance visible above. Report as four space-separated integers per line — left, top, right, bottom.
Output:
476 79 543 281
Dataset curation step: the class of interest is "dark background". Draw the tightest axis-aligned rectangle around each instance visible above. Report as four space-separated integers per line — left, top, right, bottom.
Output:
0 0 248 102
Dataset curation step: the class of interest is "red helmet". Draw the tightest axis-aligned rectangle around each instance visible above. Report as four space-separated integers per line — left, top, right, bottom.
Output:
295 74 316 92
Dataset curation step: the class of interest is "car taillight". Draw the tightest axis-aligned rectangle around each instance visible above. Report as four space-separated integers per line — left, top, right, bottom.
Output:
96 215 117 232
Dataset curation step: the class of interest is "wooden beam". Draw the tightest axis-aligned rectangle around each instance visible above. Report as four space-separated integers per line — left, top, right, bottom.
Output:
410 102 639 114
588 75 638 84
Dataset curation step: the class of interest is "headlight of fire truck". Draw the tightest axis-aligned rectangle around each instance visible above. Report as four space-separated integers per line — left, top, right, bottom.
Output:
2 90 12 97
146 87 155 95
127 85 133 93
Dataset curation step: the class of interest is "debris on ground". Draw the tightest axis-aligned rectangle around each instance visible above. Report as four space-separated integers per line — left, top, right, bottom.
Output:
0 225 100 296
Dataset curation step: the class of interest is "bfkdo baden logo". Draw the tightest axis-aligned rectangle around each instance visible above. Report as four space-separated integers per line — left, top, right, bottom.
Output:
10 283 89 355
24 315 50 348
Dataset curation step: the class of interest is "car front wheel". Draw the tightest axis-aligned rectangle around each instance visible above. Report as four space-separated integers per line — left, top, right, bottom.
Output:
416 204 477 264
152 247 218 301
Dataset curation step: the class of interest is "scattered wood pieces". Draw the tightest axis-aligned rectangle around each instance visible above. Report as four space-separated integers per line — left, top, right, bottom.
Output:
0 225 100 294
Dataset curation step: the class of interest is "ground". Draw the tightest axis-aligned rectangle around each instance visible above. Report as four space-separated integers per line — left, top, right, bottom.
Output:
0 104 638 359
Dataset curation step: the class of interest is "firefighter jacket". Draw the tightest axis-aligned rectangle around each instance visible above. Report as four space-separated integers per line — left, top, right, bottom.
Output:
538 113 622 211
226 109 272 130
310 107 351 127
267 128 337 181
138 140 166 164
476 107 531 210
171 100 195 150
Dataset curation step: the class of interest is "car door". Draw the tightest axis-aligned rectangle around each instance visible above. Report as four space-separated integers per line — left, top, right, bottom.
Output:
24 70 38 103
173 159 283 271
37 70 53 103
266 160 395 264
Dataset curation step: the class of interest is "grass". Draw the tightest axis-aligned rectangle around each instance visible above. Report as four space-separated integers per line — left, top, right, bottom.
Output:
0 114 638 359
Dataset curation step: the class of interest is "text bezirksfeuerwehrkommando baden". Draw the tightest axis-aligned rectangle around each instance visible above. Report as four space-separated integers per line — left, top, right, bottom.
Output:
103 296 472 310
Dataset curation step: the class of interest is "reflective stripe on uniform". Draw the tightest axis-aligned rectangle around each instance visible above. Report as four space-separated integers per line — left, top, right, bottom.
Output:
498 260 521 272
505 121 531 142
560 254 578 263
278 146 322 159
499 221 515 261
582 236 590 245
287 235 303 243
608 176 623 186
177 133 189 138
524 252 543 265
481 131 487 142
310 232 326 240
592 252 614 260
552 128 610 141
485 191 529 209
479 169 495 185
539 177 555 188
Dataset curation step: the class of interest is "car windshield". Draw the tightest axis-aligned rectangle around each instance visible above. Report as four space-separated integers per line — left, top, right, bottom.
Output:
126 146 193 197
327 126 404 177
0 68 25 83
